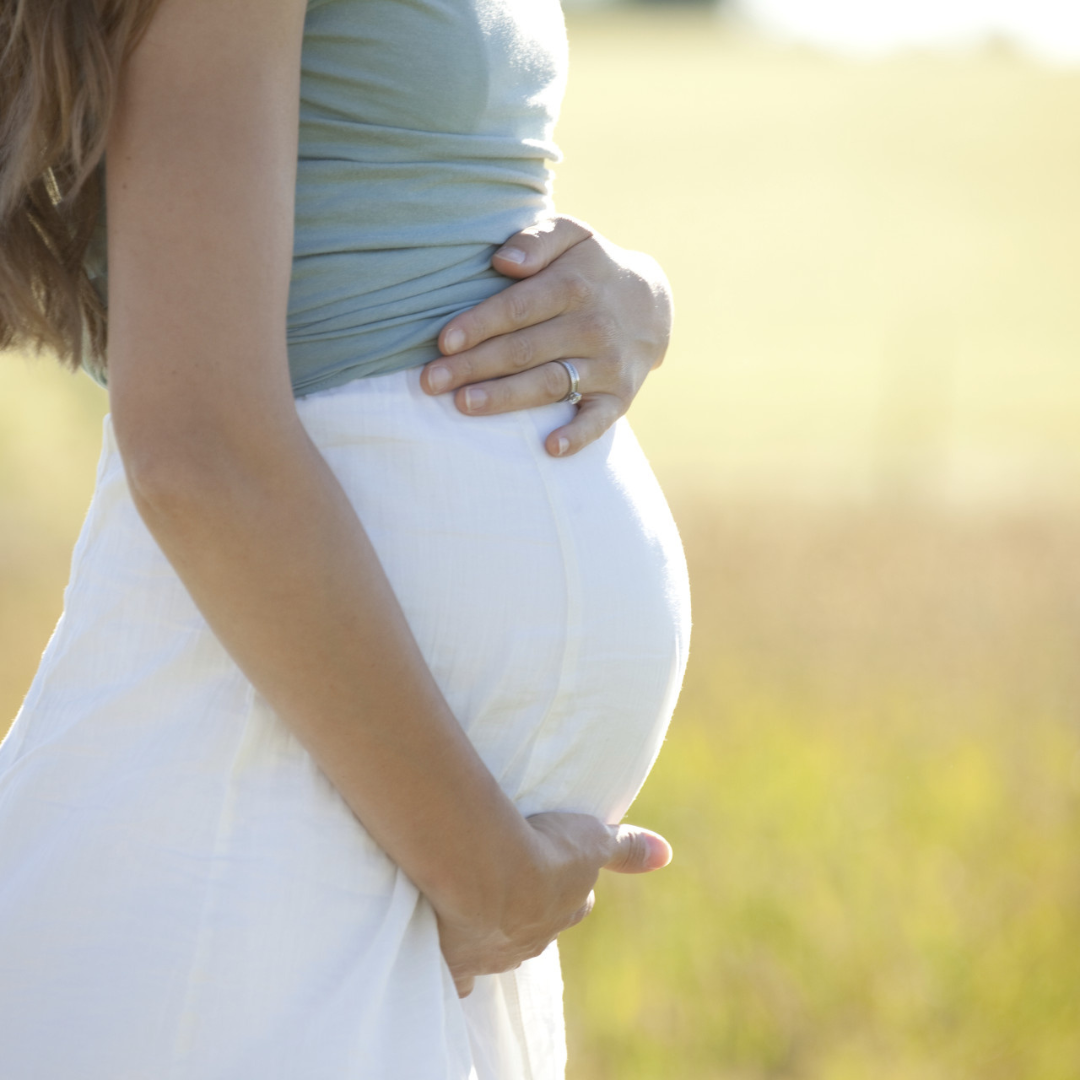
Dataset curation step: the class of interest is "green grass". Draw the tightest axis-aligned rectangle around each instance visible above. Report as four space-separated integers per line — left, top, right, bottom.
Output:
4 11 1080 1078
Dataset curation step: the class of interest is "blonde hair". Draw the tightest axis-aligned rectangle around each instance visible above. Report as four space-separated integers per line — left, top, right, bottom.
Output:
0 0 163 372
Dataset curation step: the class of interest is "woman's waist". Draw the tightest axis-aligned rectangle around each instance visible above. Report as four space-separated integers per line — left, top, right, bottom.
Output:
292 151 553 257
286 237 525 397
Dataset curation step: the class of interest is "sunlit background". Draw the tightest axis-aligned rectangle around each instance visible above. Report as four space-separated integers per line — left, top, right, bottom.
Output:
3 2 1080 1076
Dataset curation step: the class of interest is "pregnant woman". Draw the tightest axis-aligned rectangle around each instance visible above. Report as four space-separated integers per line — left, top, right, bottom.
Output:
0 0 690 1076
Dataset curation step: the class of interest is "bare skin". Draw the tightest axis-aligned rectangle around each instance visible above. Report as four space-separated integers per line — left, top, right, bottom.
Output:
104 0 670 999
424 216 674 458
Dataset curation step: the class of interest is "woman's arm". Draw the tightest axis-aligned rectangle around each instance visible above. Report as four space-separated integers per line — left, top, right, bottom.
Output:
422 216 674 457
104 0 662 993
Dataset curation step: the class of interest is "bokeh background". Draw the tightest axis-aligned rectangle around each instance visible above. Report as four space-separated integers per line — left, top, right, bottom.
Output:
3 2 1080 1076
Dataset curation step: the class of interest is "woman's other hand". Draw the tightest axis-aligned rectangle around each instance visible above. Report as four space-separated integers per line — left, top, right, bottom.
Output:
437 812 672 998
420 217 673 458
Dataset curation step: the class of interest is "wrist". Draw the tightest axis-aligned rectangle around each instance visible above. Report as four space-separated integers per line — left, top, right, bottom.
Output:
420 809 549 934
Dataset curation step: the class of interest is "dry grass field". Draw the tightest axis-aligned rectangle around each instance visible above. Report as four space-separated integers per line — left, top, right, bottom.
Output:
3 10 1080 1079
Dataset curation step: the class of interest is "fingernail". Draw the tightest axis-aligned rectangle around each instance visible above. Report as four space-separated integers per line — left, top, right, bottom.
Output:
555 437 569 456
464 387 488 412
494 245 527 265
645 834 673 869
443 328 466 353
427 365 451 393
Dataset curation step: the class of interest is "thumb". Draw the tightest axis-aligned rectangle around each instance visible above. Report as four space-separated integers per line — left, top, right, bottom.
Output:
491 215 594 279
603 824 673 875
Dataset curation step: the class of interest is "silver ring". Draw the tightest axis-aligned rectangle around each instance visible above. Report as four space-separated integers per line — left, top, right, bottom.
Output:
556 359 583 405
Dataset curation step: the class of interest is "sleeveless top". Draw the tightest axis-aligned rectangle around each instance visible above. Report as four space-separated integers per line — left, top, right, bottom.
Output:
83 0 569 397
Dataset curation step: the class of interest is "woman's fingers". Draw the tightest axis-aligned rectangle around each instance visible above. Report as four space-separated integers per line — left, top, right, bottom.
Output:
450 360 580 418
429 257 596 372
488 215 594 280
543 394 623 457
429 301 600 395
563 890 596 930
422 224 672 458
444 356 625 458
438 814 669 993
602 824 673 875
439 811 670 993
525 811 673 877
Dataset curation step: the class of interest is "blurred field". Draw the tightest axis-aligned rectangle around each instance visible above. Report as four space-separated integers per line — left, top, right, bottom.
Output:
552 13 1080 1078
3 9 1080 1079
561 503 1080 1079
558 9 1080 506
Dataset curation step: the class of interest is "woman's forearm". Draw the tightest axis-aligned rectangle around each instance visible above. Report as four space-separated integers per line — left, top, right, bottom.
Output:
119 405 541 925
100 0 598 967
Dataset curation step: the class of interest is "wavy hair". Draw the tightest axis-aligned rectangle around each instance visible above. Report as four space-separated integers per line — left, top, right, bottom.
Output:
0 0 163 373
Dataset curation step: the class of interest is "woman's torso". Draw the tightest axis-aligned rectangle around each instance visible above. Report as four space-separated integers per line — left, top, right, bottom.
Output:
3 9 689 1071
84 0 569 396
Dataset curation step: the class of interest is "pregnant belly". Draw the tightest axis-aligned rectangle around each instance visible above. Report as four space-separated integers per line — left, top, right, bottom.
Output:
0 366 687 1080
302 367 691 823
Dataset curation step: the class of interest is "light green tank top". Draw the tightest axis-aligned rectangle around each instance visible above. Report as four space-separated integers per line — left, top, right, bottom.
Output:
84 0 568 397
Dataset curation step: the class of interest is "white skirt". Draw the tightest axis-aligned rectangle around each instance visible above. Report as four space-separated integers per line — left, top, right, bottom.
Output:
0 367 690 1080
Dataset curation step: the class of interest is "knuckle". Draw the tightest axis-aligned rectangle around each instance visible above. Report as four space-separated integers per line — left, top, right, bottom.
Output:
597 395 628 430
527 938 552 960
542 361 570 399
561 269 595 309
449 353 476 383
608 842 630 872
598 831 618 865
612 366 637 403
579 309 617 348
504 288 533 329
507 333 534 370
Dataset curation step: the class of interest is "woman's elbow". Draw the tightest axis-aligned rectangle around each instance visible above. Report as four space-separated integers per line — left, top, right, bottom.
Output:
108 360 303 520
111 391 245 521
114 425 229 524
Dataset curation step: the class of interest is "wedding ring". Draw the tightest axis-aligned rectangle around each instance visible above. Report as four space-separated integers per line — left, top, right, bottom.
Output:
556 359 582 405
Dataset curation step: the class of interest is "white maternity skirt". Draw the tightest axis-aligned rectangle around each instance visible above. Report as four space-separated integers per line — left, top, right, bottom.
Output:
0 367 690 1080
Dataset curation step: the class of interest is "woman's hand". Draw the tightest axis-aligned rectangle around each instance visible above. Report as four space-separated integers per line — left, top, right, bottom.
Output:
420 216 673 458
436 812 672 998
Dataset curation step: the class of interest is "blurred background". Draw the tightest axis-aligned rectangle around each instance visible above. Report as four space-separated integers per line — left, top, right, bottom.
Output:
3 2 1080 1076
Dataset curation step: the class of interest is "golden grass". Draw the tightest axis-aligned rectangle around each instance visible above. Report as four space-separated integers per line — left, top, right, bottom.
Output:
3 10 1080 1078
560 500 1080 1079
0 357 107 726
556 10 1080 506
550 14 1080 1077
